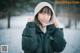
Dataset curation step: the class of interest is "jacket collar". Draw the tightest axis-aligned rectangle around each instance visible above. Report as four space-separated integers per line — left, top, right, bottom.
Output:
35 23 56 34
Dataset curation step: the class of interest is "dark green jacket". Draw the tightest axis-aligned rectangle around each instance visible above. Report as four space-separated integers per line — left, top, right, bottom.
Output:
22 22 66 53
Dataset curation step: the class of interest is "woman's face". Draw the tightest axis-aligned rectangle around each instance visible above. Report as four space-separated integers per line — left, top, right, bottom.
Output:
38 12 51 24
37 7 52 26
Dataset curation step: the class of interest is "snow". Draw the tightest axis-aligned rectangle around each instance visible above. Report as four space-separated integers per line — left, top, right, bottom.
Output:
0 13 80 53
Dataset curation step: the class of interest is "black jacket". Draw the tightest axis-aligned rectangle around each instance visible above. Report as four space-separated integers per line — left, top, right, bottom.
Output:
22 22 66 53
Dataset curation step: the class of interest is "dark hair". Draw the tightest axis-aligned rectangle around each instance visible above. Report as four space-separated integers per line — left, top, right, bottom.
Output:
39 6 53 17
35 6 53 26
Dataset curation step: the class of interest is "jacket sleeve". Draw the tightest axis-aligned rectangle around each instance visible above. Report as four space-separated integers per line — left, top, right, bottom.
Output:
22 22 38 52
50 28 66 52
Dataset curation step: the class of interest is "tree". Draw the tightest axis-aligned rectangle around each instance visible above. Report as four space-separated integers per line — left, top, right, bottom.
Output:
0 0 27 28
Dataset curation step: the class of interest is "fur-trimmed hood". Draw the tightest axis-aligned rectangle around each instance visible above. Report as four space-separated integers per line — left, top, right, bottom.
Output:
33 2 64 28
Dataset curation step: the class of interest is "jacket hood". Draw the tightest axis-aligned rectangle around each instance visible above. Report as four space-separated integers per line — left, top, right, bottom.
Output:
34 2 64 28
34 2 56 24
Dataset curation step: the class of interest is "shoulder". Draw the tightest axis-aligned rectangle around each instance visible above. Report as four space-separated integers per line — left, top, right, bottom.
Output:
26 22 36 28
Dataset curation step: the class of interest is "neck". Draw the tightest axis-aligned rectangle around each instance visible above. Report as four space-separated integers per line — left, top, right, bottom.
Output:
39 24 47 33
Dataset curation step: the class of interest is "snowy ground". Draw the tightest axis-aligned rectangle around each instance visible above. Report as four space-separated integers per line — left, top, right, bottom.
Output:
0 13 80 53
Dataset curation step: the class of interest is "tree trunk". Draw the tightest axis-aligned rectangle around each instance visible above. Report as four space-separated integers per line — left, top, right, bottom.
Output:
7 10 11 28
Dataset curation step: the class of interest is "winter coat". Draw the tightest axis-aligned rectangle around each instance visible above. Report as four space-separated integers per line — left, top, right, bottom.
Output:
22 2 66 53
22 22 66 53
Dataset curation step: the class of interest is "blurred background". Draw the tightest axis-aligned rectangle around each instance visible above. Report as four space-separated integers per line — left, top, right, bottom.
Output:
0 0 80 53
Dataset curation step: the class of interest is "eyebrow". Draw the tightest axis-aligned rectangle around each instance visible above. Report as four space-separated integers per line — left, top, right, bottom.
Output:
40 7 52 15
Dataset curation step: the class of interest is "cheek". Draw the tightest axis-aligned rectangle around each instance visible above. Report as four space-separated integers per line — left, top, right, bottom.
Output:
38 14 44 21
47 16 51 21
38 14 51 22
44 16 51 22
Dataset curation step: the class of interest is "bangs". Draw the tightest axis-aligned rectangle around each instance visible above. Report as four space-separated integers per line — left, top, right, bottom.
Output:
39 6 53 15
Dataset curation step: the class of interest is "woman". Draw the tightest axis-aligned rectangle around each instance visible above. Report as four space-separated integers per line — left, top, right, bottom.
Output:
22 2 66 53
